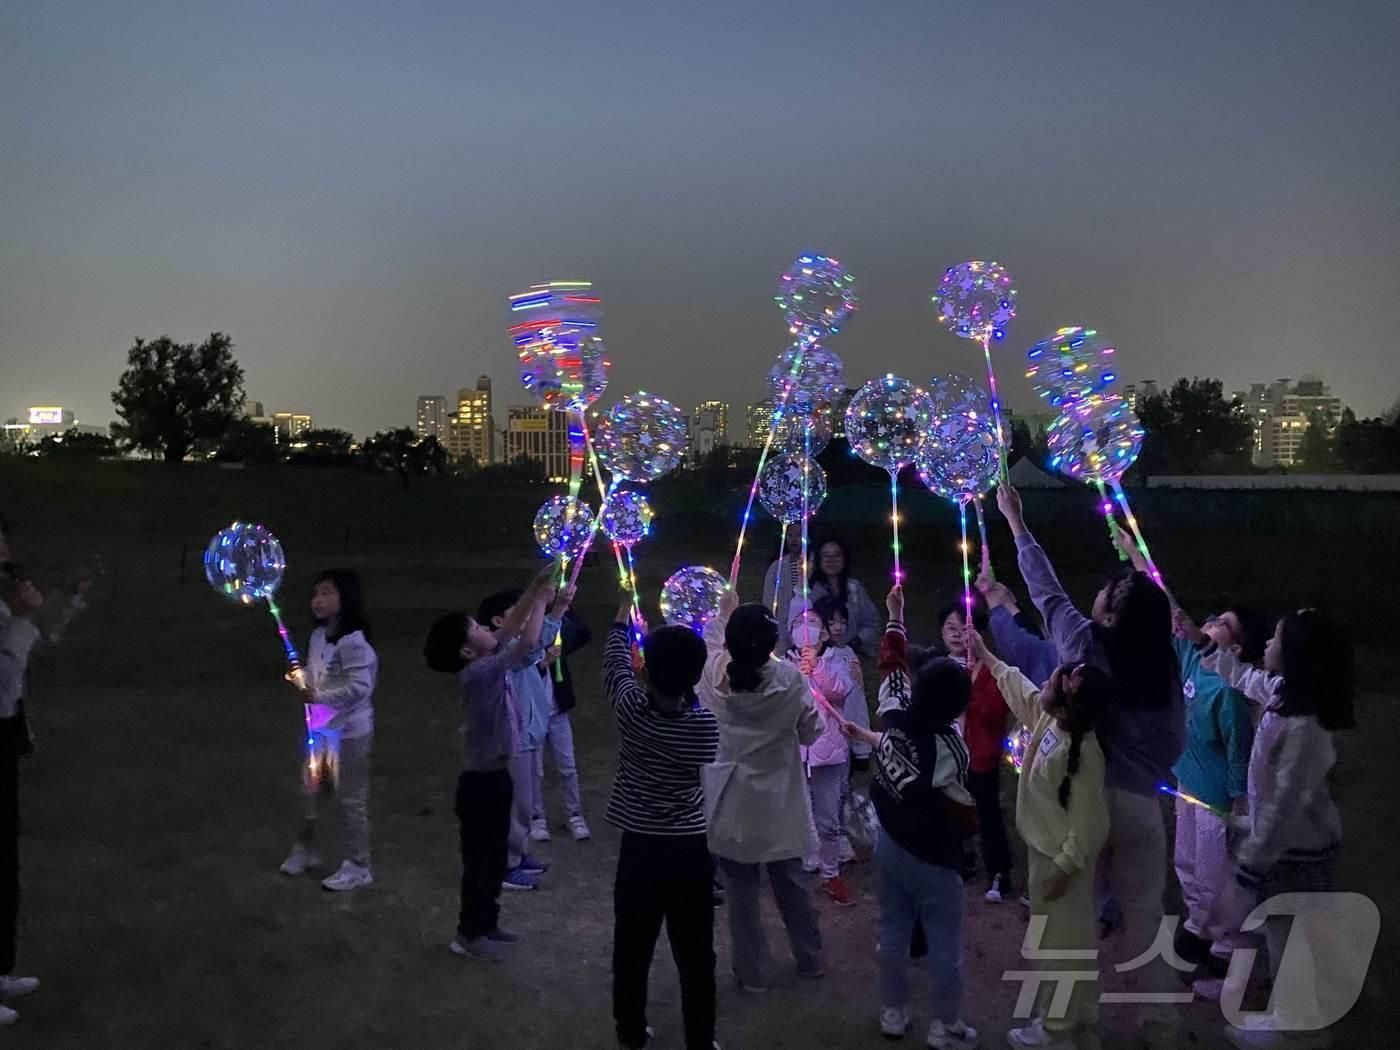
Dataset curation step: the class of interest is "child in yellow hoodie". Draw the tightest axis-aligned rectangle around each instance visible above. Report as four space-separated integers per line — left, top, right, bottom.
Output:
966 626 1112 1050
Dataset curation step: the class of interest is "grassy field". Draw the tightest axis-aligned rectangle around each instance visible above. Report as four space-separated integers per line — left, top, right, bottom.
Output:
2 458 1395 1048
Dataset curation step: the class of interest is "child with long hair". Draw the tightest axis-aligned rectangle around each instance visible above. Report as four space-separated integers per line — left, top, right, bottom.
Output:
1178 607 1355 1043
280 569 379 892
785 605 856 906
700 588 826 992
841 585 979 1048
993 484 1184 1035
967 626 1111 1050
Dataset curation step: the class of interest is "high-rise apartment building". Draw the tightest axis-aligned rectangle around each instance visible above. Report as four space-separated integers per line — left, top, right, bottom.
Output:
746 399 774 448
446 376 494 465
416 395 447 440
502 405 570 482
691 400 730 458
1231 376 1343 467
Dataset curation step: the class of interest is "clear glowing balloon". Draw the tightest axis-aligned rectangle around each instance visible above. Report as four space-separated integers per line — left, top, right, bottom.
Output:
757 452 828 525
1025 326 1119 409
660 565 729 634
1046 395 1144 484
915 416 1000 502
204 522 286 603
593 392 689 482
517 334 610 412
601 488 655 547
533 495 596 560
844 375 935 473
931 261 1017 341
771 404 834 457
767 343 846 412
927 373 992 427
509 281 608 411
773 253 858 342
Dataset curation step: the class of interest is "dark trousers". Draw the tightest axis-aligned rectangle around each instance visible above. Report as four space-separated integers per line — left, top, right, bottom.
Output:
968 767 1013 881
613 832 716 1050
1 739 19 975
455 768 513 942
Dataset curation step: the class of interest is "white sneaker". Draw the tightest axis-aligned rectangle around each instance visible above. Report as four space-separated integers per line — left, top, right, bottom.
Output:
321 860 373 891
880 1005 911 1038
985 874 1005 904
928 1018 978 1049
0 1004 15 1027
0 975 38 999
279 843 320 876
1006 1019 1072 1049
838 836 856 865
569 814 592 841
529 818 552 842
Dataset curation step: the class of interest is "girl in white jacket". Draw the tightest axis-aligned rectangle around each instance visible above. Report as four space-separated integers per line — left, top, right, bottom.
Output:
701 590 825 991
280 569 379 892
785 607 855 906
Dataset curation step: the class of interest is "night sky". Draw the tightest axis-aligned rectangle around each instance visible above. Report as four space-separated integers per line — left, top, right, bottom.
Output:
3 0 1398 434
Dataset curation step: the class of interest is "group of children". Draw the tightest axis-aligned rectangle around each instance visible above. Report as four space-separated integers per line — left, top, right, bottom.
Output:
0 488 1358 1048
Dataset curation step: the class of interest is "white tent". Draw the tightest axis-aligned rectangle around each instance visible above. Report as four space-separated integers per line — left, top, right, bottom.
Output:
1008 456 1065 489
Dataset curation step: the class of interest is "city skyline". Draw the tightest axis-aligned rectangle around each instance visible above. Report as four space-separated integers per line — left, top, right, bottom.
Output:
3 3 1398 434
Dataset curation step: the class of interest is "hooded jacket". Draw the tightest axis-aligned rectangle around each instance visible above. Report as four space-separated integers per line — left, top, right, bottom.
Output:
699 609 822 864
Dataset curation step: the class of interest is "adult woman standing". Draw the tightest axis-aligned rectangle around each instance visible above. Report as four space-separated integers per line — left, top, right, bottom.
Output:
807 538 880 657
700 590 826 992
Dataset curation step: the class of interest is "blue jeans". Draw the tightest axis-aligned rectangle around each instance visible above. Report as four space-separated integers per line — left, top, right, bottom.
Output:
876 832 964 1022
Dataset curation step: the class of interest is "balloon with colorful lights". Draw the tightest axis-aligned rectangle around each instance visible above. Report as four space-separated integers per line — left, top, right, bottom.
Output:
844 375 935 473
533 496 596 561
758 452 828 525
593 392 688 482
915 417 1000 503
930 261 1017 341
927 373 992 428
508 281 608 412
601 488 655 548
767 343 845 412
1026 326 1118 409
773 254 858 343
772 404 834 457
1046 394 1144 484
205 522 286 603
660 566 729 634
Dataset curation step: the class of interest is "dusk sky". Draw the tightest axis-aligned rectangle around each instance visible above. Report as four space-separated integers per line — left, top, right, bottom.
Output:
3 1 1398 435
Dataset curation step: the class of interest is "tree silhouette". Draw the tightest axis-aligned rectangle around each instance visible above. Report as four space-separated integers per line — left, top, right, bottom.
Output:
1136 378 1253 477
111 333 244 463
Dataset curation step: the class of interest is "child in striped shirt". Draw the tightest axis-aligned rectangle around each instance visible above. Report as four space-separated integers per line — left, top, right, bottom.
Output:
606 590 719 1050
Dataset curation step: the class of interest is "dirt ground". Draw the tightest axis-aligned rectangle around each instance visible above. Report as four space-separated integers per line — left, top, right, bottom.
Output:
4 462 1395 1048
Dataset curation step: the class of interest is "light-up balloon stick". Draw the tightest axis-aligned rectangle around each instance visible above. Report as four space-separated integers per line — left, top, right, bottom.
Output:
931 261 1017 480
845 375 934 584
602 487 655 628
733 254 856 586
509 280 610 583
1046 395 1169 598
915 416 1001 667
205 522 318 779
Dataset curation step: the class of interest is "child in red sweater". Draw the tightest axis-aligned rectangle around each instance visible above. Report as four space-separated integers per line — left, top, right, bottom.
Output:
939 597 1015 904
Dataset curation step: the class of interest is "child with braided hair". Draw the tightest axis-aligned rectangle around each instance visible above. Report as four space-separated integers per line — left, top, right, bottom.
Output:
965 626 1112 1050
